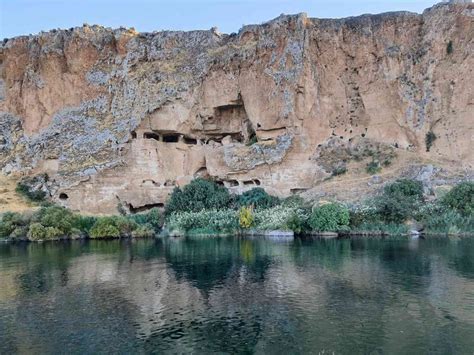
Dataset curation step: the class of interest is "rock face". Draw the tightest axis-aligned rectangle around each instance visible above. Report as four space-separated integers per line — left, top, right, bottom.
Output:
0 2 473 214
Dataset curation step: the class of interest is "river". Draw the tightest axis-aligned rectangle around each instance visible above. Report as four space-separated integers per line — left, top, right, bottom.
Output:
1 236 473 354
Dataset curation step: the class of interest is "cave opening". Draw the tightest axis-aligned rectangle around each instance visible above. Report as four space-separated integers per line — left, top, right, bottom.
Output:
131 131 137 139
144 132 160 141
163 134 180 143
184 137 198 145
226 180 240 187
59 193 69 200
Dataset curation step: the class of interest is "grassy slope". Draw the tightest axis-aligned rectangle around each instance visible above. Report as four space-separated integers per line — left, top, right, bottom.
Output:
0 175 35 213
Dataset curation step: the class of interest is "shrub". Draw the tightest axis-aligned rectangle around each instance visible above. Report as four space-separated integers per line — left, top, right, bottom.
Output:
425 131 437 152
37 206 76 235
423 209 474 234
309 203 350 232
165 179 232 215
447 40 453 55
374 179 424 223
114 216 138 235
74 215 97 234
366 160 381 175
237 188 279 209
282 195 308 208
332 166 347 176
239 206 254 229
253 205 309 231
89 217 121 239
27 223 48 241
285 212 309 234
0 212 32 239
167 209 239 234
349 203 380 228
246 135 258 146
129 208 163 231
16 183 46 202
131 225 155 238
441 181 474 216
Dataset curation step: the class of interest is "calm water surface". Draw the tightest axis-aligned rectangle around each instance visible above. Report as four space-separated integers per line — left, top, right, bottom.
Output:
0 236 473 354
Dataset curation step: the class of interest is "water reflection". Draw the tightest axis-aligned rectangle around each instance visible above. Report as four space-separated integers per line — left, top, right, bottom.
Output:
0 237 473 354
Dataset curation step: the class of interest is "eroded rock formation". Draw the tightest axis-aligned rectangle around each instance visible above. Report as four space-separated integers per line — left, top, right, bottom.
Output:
0 2 473 214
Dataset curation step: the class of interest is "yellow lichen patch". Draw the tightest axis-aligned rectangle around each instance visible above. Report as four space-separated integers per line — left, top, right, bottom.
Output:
0 175 36 213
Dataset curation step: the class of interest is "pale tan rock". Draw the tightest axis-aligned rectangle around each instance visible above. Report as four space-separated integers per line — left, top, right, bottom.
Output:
0 3 473 214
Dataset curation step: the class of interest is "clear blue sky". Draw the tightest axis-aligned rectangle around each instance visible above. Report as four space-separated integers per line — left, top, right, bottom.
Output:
1 0 437 39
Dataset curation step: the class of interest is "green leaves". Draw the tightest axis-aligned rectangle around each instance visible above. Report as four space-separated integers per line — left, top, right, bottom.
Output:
309 203 350 232
165 178 233 215
441 182 474 216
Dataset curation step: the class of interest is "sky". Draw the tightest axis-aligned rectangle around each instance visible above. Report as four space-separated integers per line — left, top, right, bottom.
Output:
1 0 438 39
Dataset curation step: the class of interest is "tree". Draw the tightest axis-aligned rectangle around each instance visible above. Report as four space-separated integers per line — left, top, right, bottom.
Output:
165 178 232 215
237 188 279 209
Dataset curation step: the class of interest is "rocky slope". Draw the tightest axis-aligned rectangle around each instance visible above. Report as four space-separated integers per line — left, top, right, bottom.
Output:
0 1 473 214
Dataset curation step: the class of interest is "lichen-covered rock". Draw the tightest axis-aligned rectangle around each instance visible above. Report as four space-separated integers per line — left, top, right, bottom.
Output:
0 2 473 213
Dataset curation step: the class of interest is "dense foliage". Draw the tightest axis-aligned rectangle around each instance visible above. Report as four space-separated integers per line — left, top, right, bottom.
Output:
165 178 233 215
441 182 474 216
237 188 279 209
374 179 424 223
2 178 473 241
0 206 162 241
167 209 239 235
239 206 254 229
309 203 350 232
15 182 46 202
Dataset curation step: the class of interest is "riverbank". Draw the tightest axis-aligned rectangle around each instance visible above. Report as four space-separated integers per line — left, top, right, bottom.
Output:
1 178 472 242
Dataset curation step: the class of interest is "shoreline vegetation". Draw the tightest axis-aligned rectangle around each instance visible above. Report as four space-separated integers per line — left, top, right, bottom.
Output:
1 178 473 243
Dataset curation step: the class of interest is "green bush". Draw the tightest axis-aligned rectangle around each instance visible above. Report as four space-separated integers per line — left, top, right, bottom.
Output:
89 217 121 239
165 178 232 215
131 225 155 238
285 212 309 234
254 205 309 231
36 206 76 235
27 223 63 241
423 209 474 234
74 215 97 234
167 209 239 234
15 183 46 202
0 212 32 240
114 216 138 235
332 166 347 176
366 160 381 175
441 181 474 216
425 131 437 152
27 223 48 241
237 188 279 209
374 179 424 223
309 203 350 232
129 208 163 231
447 40 453 55
349 203 380 228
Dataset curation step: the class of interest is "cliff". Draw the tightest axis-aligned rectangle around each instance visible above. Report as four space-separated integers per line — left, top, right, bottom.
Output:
1 1 473 214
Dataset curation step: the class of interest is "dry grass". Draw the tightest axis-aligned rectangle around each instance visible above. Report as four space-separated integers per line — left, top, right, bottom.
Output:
0 175 36 213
